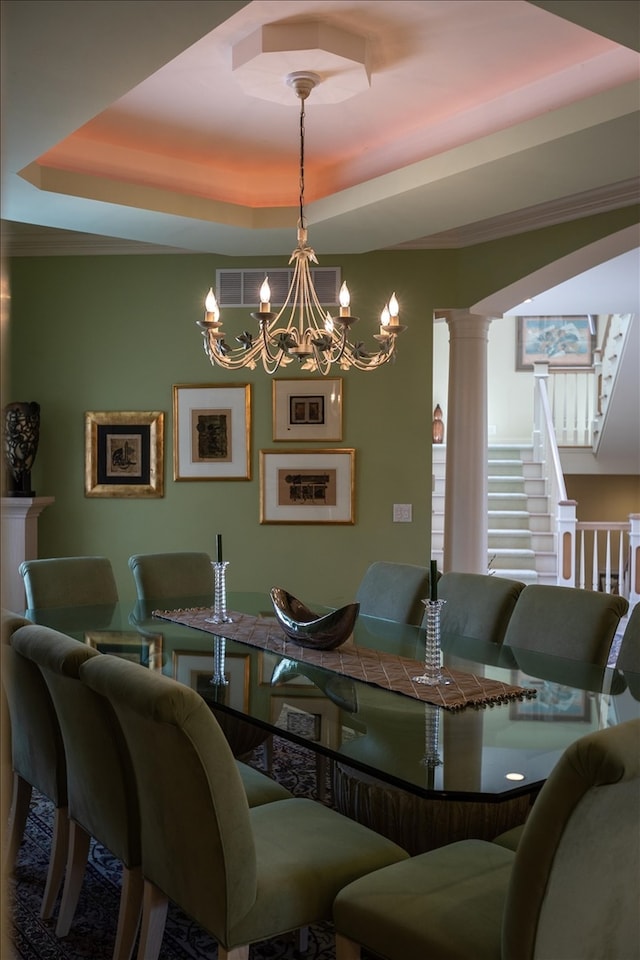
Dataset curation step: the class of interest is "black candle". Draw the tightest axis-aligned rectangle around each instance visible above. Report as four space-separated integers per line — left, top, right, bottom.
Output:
216 534 223 563
430 560 438 601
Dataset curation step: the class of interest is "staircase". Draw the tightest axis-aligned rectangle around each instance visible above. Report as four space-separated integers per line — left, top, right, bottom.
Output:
432 444 557 584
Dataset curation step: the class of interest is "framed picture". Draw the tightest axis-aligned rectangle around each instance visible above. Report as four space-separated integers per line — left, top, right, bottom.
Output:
173 383 251 480
272 378 342 441
516 316 595 370
85 411 164 498
270 696 341 748
260 448 355 524
172 650 250 711
84 630 163 669
509 672 592 722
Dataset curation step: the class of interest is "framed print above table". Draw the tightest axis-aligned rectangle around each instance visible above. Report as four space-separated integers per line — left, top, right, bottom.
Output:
272 378 342 441
516 316 595 370
260 448 355 524
173 383 251 480
84 410 164 498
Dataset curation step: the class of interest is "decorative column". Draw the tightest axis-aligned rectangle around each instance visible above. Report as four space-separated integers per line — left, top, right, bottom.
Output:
439 310 492 574
1 497 54 611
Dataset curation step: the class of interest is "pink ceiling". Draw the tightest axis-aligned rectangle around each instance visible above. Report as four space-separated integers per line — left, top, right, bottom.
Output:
33 0 639 209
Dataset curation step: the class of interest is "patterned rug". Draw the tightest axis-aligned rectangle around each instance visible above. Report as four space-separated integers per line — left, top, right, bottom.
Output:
7 737 348 960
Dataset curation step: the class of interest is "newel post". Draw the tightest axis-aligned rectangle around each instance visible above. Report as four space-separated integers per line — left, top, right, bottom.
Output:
532 361 549 463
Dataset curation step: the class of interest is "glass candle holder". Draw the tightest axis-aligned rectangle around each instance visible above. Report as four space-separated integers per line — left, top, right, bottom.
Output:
205 561 233 624
413 599 448 685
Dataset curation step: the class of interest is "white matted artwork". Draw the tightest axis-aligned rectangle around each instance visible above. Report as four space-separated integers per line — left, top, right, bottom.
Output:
272 378 342 442
260 448 355 524
173 383 251 480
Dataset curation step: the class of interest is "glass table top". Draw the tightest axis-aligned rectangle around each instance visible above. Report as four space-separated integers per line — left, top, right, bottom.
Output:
26 592 639 803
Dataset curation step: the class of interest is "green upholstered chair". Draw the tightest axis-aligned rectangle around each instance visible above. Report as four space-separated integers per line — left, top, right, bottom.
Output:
437 572 525 644
1 613 68 921
128 551 213 609
502 584 629 666
80 654 409 960
19 556 119 610
355 562 432 625
10 624 141 960
333 717 640 960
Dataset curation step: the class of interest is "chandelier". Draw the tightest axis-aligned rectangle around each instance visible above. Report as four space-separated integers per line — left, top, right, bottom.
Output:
197 71 405 375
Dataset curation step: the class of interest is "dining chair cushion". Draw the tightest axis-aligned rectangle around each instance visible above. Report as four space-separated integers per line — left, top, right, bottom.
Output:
502 584 629 665
80 654 409 954
437 572 525 644
355 562 432 625
334 839 513 960
128 552 214 604
19 557 119 609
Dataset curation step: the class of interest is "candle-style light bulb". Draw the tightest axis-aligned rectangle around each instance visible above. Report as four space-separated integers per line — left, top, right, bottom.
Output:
259 277 271 313
325 312 334 333
388 292 399 319
339 281 351 317
380 304 390 328
204 288 220 323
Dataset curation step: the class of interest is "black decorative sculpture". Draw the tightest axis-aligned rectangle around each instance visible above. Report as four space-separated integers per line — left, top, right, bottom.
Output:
3 401 41 497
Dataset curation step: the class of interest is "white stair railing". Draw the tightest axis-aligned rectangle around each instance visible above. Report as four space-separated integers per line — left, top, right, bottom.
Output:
576 515 640 610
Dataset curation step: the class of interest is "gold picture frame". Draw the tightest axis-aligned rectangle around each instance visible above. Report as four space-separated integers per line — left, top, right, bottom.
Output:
259 448 355 524
85 410 164 498
173 383 251 480
84 630 163 669
272 377 343 442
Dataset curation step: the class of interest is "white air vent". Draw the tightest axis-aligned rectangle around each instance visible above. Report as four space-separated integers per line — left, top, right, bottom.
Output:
216 267 341 308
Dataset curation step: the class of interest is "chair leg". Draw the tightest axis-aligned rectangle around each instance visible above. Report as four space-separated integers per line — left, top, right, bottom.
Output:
113 865 143 960
3 773 31 873
136 879 168 960
55 820 90 933
335 933 362 960
218 946 249 960
41 806 70 921
296 925 309 953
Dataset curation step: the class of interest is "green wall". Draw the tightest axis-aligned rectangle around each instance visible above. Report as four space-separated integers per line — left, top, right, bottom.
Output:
6 209 637 607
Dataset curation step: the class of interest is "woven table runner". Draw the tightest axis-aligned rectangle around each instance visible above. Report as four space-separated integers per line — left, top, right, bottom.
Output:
154 607 536 712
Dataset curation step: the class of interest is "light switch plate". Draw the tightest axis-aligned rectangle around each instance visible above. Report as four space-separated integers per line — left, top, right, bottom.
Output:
393 503 412 522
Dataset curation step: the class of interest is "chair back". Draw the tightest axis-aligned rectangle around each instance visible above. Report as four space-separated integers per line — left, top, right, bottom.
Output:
437 572 525 644
10 625 140 867
128 552 214 606
80 654 258 932
355 562 431 625
503 718 640 960
2 626 66 806
19 556 118 609
502 584 628 665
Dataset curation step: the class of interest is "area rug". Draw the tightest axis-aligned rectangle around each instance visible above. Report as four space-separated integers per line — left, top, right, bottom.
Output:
7 737 348 960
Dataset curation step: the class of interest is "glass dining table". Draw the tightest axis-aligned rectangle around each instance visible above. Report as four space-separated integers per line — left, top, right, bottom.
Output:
28 592 639 854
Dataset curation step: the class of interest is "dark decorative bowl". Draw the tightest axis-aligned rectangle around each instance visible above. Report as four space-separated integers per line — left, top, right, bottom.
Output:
270 587 360 650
